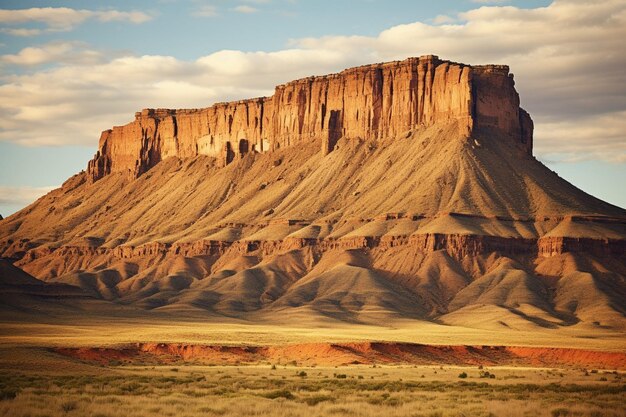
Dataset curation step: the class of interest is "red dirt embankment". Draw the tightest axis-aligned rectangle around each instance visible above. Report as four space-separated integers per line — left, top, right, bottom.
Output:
54 342 626 369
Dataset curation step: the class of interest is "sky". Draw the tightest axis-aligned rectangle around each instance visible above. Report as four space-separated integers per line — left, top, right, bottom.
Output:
0 0 625 216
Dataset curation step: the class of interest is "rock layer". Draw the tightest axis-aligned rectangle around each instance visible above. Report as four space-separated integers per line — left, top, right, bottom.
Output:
2 56 625 329
15 228 626 281
87 55 532 181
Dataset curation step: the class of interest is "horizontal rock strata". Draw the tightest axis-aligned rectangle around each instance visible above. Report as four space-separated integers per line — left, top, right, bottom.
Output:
15 228 625 277
87 55 532 181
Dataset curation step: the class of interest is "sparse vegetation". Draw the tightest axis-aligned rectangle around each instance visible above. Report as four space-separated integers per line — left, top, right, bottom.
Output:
60 401 77 412
0 388 18 401
1 360 623 417
261 389 294 400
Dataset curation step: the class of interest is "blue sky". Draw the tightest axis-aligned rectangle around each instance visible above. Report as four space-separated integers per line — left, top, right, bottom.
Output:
0 0 624 216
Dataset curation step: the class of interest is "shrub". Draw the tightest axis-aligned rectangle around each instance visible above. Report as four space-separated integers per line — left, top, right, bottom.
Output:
61 401 78 412
0 389 18 401
262 389 294 400
120 382 141 393
384 397 403 407
458 372 468 379
297 371 307 378
301 395 334 406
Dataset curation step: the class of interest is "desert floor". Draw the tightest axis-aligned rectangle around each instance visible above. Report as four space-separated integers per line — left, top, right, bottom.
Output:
2 313 626 349
1 355 624 417
0 315 625 417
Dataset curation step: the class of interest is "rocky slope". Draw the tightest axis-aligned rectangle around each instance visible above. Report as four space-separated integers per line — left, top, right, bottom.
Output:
0 56 624 330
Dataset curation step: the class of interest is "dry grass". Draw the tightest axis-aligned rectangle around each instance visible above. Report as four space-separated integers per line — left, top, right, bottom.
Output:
0 353 624 417
1 319 624 416
1 317 625 352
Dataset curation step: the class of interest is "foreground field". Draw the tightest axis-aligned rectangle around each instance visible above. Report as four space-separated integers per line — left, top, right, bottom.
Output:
1 316 625 416
1 357 625 417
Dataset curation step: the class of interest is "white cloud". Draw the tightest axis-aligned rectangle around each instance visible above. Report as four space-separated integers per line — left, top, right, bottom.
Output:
432 14 455 24
232 5 259 13
534 111 626 163
0 48 347 146
0 0 624 163
0 185 56 207
1 42 104 66
472 0 509 4
0 7 153 35
192 5 218 17
0 28 42 36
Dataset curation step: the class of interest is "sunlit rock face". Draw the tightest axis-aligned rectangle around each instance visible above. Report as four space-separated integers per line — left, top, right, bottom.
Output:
87 55 532 181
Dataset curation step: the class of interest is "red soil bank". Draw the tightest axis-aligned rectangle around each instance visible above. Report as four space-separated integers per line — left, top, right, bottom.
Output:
54 342 626 369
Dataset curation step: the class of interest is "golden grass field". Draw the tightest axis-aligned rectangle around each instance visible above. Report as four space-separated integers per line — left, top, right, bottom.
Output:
2 314 626 350
0 316 625 417
1 355 624 417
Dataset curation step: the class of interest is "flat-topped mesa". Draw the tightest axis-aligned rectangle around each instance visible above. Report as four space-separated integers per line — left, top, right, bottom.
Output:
87 55 533 181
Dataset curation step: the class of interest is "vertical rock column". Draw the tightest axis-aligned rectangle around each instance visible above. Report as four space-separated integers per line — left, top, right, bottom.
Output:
86 56 532 181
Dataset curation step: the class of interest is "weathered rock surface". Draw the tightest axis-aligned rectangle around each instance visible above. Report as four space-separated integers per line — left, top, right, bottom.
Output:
87 56 532 181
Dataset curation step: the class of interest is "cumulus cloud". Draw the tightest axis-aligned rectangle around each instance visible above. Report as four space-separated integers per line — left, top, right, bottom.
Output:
0 48 350 146
0 185 56 207
432 15 455 24
232 5 259 13
534 111 626 163
1 42 105 66
0 28 42 36
0 0 624 163
471 0 510 4
192 5 218 17
0 7 152 35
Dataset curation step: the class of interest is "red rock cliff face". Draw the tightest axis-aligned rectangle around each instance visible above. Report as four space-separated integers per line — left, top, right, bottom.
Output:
87 55 532 181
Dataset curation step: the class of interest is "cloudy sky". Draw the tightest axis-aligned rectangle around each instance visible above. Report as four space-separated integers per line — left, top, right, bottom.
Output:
0 0 624 216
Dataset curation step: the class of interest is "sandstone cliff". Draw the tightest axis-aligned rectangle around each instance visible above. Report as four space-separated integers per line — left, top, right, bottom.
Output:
2 56 624 329
87 55 532 181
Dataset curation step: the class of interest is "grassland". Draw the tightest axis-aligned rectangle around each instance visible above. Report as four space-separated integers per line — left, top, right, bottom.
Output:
1 356 625 417
2 314 625 351
0 315 625 417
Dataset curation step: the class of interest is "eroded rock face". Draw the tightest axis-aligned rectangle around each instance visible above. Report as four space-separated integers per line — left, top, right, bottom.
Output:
5 56 625 327
87 55 533 181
